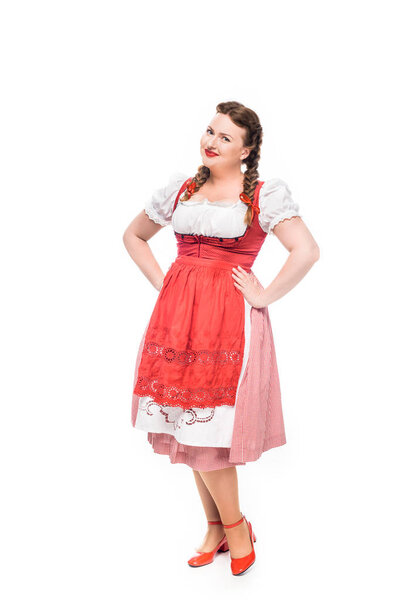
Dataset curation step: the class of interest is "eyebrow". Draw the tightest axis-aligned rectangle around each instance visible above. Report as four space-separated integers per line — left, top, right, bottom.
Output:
208 125 233 139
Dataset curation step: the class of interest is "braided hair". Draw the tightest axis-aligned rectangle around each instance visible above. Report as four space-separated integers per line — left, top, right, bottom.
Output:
180 101 263 226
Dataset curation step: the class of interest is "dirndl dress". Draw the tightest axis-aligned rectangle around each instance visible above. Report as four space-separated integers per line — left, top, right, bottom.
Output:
131 174 302 471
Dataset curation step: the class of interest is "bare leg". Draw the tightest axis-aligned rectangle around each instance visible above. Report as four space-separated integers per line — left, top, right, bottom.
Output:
192 469 225 552
198 466 253 559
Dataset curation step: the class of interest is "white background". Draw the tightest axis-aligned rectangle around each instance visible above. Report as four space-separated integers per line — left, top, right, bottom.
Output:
1 0 399 597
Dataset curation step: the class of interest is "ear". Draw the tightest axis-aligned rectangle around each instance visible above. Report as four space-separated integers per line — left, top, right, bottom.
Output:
241 147 251 160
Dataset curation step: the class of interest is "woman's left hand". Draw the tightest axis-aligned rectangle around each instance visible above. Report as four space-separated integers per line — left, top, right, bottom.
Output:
231 266 266 308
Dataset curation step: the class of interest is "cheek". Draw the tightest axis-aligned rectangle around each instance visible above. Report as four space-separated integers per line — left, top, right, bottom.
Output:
221 144 237 159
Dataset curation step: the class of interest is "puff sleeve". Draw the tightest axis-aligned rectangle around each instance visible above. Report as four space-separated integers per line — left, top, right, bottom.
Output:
258 178 302 236
144 172 188 226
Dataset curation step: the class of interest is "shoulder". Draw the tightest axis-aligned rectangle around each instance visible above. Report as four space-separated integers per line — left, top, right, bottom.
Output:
259 177 292 197
144 172 189 226
166 171 190 189
257 177 301 236
154 171 189 199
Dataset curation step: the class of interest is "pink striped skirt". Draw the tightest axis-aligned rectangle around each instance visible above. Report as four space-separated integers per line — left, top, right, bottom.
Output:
131 268 286 471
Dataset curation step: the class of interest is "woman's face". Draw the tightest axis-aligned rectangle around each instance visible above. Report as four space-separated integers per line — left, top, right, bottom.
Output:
200 113 250 171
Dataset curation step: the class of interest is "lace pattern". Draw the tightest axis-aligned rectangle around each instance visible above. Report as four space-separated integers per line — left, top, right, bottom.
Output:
134 376 237 409
269 212 301 236
144 205 169 227
138 398 216 429
142 340 241 366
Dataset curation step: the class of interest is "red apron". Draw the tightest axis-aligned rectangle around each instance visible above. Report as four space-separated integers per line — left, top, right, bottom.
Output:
133 179 267 410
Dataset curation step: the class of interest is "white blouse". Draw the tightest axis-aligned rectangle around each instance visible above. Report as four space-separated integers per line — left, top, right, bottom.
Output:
144 171 302 237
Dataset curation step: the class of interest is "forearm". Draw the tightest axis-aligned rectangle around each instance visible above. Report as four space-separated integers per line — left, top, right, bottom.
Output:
123 232 165 291
260 248 319 307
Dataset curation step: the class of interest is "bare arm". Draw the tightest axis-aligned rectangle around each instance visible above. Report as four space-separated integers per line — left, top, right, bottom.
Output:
259 216 320 307
122 210 166 291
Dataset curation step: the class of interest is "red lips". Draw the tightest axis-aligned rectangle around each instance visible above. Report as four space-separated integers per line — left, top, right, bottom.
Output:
205 149 218 157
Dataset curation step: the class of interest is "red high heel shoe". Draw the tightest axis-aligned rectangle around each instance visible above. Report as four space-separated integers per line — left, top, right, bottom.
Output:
222 513 256 575
187 519 229 567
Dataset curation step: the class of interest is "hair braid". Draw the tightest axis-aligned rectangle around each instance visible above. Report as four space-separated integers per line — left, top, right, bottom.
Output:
180 165 210 201
241 124 263 226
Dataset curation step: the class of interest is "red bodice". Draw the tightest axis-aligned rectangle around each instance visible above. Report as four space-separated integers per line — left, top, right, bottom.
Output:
172 179 268 271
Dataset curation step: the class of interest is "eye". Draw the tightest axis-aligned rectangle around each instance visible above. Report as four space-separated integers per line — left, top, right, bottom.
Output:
223 136 230 142
207 127 212 134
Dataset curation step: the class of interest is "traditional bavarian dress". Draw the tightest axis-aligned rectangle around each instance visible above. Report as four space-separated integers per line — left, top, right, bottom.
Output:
131 172 301 471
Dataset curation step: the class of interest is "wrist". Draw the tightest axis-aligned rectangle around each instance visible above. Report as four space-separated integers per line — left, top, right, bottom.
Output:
259 288 270 308
155 276 164 291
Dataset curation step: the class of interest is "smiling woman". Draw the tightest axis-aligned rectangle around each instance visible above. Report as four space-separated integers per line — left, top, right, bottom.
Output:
124 100 319 575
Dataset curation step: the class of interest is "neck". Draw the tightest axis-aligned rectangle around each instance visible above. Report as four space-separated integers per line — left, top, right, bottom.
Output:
208 167 244 186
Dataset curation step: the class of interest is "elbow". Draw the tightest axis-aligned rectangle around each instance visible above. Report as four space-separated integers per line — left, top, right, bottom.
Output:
310 245 320 262
122 228 134 249
292 244 320 264
123 229 145 254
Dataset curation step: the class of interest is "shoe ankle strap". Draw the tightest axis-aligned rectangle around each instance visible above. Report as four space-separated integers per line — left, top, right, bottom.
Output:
222 513 245 529
207 519 222 525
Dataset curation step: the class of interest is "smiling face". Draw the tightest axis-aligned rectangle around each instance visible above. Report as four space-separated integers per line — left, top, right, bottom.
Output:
200 112 251 171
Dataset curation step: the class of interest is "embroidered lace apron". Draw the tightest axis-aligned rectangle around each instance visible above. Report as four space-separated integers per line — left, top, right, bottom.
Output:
133 179 268 410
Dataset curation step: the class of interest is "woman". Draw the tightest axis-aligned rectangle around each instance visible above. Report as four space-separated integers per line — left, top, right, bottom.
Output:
123 101 320 575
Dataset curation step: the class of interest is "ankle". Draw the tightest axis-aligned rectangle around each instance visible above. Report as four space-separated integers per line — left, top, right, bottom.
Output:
207 522 223 531
222 512 244 529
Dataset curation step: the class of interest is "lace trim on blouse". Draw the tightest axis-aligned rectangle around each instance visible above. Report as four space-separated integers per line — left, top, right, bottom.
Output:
144 204 170 227
143 173 302 236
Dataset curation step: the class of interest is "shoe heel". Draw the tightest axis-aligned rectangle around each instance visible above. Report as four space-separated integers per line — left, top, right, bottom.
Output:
217 540 229 553
253 532 257 543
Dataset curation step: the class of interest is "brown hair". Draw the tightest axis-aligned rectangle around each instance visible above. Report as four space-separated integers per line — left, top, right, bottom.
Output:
180 101 263 226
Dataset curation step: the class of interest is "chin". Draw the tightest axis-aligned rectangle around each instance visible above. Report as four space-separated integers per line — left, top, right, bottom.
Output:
202 151 218 161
